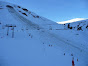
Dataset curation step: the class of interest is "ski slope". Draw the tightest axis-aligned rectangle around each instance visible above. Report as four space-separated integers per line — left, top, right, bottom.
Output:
0 1 88 66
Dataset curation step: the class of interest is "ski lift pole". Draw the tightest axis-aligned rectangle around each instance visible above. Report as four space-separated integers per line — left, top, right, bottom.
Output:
12 25 16 38
12 27 14 38
5 24 9 36
7 26 9 36
5 24 16 38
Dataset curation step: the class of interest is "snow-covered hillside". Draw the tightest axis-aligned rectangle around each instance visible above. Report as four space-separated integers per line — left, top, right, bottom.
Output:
57 18 87 24
0 1 88 66
57 18 88 31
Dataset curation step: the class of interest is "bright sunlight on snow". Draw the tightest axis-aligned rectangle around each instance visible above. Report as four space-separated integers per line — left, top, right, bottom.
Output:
57 18 87 24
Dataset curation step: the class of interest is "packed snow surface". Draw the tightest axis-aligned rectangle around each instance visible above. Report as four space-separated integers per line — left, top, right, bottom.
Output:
0 1 88 66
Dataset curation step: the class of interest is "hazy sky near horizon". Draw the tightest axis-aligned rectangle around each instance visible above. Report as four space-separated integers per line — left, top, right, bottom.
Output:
0 0 88 22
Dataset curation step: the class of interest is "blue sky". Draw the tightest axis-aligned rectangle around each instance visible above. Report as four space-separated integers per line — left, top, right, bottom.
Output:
1 0 88 22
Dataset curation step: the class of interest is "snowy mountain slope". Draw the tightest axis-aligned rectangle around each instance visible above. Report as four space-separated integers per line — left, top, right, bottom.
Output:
0 1 88 66
57 18 87 24
0 1 59 30
57 18 88 31
59 19 88 31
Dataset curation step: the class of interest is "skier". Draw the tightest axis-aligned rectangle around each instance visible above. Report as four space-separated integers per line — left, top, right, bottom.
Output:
72 57 75 66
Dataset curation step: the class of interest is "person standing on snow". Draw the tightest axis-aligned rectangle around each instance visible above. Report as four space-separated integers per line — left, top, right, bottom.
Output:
72 57 75 66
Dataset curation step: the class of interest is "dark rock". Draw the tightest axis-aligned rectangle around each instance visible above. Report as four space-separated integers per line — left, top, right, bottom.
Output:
77 27 82 30
19 11 21 12
36 16 39 18
6 5 13 8
18 6 21 8
86 25 88 28
70 27 72 29
68 23 70 28
22 8 28 12
22 13 27 16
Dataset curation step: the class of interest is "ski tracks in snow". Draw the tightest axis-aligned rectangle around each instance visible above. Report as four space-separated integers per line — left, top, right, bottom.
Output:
7 7 88 66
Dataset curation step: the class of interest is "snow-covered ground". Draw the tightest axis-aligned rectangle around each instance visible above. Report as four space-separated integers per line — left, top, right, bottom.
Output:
0 1 88 66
